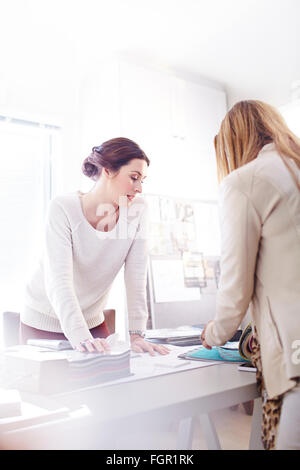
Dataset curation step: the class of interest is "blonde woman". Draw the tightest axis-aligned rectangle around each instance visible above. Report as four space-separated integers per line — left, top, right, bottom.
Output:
201 101 300 450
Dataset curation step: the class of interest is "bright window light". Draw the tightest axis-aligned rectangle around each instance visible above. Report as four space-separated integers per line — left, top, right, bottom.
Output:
0 116 61 342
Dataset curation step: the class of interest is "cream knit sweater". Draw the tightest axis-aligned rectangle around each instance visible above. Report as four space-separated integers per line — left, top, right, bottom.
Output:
21 192 149 348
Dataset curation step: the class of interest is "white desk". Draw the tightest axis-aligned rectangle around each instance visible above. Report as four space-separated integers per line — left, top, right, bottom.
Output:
1 353 262 450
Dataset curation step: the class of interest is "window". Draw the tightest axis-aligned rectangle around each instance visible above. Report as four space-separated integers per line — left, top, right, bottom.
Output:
0 115 61 327
280 102 300 138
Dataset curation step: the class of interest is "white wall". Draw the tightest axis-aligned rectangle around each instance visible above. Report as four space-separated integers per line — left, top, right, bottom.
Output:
78 59 227 334
280 101 300 138
1 59 227 199
79 59 227 200
0 76 83 195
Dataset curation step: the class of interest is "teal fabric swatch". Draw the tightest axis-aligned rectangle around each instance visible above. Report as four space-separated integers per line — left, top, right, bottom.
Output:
185 345 250 362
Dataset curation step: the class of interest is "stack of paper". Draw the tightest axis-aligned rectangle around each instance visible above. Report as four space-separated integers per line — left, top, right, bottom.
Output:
4 345 131 394
65 348 131 390
27 339 72 350
146 326 203 346
4 346 70 394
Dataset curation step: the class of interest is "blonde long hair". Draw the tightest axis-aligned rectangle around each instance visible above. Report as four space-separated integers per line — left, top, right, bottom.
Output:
215 100 300 189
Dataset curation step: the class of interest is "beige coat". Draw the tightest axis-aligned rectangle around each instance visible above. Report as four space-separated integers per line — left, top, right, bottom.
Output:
205 143 300 399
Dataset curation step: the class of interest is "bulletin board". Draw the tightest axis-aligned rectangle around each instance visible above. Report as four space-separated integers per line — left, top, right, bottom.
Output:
145 194 221 329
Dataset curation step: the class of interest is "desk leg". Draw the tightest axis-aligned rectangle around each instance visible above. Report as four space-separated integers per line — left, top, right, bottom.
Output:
199 413 221 450
249 397 264 450
177 414 221 450
176 417 194 449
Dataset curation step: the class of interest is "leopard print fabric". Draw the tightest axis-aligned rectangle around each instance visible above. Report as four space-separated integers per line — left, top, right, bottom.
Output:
250 327 283 450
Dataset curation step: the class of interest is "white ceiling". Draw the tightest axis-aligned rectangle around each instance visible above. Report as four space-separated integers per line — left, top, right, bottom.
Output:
1 0 300 108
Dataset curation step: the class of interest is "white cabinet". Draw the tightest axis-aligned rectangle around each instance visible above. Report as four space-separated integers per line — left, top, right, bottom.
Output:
167 78 227 199
170 76 187 140
80 60 121 156
184 81 227 199
118 61 172 196
79 60 227 199
119 61 171 143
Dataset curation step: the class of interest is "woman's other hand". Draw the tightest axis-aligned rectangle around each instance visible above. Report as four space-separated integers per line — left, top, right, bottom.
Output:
130 334 170 356
201 321 213 350
75 337 111 353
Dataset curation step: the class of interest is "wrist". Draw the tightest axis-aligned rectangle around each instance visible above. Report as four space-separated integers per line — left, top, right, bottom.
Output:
129 330 145 339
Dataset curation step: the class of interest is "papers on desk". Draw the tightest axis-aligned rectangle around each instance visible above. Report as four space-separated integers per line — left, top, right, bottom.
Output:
145 326 203 346
2 341 220 394
27 339 72 350
129 345 219 381
146 326 203 339
220 342 240 350
64 347 131 391
84 345 219 388
3 341 131 394
25 333 121 351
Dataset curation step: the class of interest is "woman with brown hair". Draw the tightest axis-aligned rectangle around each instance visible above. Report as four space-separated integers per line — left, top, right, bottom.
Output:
20 137 168 356
201 100 300 449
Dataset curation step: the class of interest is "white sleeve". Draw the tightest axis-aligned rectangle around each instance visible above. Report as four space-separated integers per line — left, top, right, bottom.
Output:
44 200 93 348
124 201 149 331
205 178 261 346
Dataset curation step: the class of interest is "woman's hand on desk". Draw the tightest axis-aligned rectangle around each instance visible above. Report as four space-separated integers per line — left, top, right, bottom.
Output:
201 321 213 350
130 335 170 356
75 337 111 353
